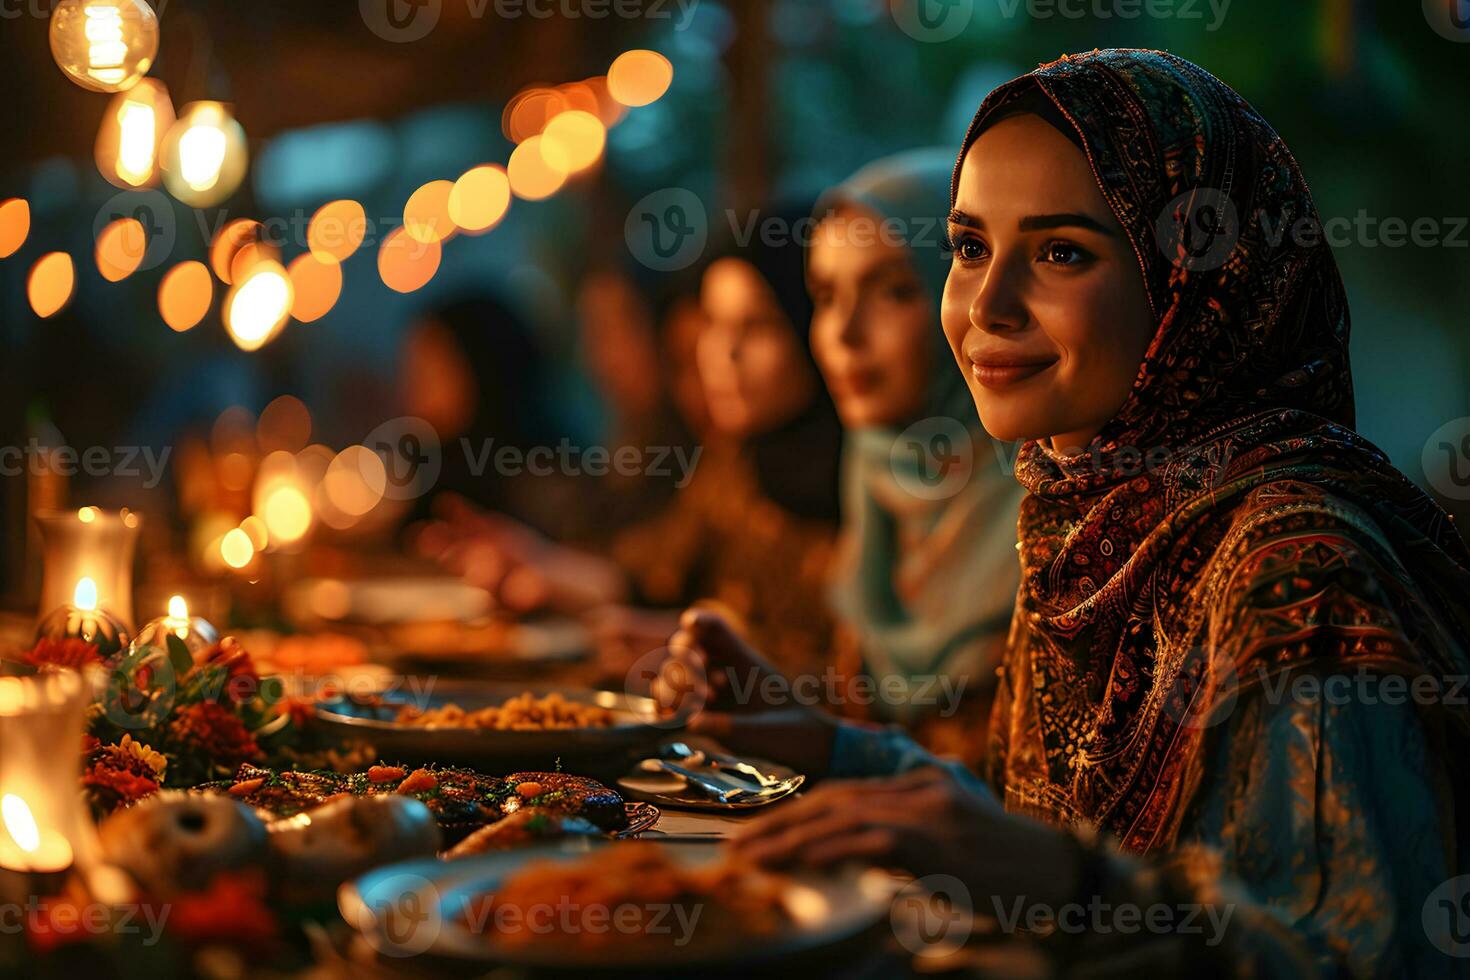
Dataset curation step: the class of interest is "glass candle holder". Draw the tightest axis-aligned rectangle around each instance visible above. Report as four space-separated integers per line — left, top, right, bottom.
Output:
34 579 131 662
0 668 98 903
129 594 219 658
34 507 141 632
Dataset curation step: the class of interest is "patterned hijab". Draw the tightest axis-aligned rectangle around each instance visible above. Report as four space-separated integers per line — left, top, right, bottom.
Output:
817 150 1025 722
959 50 1470 851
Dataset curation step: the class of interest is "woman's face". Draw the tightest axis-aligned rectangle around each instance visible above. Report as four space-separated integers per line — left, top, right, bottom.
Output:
941 112 1155 452
808 205 934 429
401 318 476 439
697 257 817 439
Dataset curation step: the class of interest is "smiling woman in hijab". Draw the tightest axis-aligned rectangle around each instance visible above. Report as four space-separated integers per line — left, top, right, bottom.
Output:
807 150 1025 766
660 50 1470 975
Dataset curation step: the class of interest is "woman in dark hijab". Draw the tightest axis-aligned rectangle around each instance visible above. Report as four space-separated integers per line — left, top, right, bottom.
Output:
661 50 1470 975
398 291 566 528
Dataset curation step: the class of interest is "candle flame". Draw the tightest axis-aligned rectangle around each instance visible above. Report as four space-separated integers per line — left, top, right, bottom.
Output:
167 594 188 620
1 795 40 853
77 506 98 523
73 577 98 611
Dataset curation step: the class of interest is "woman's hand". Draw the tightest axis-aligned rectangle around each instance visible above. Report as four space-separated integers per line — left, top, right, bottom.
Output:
652 608 841 777
730 767 1082 915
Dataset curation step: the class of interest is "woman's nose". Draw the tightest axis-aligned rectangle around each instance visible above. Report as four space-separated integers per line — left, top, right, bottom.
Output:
969 253 1029 334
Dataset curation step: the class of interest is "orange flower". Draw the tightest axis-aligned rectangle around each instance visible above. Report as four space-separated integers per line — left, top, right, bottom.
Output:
161 870 278 949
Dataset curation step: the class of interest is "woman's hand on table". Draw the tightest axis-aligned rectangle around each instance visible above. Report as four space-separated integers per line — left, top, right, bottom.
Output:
652 608 840 777
729 767 1083 915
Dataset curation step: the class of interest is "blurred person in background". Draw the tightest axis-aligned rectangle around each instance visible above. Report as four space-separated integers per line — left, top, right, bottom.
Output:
424 203 844 677
806 149 1025 769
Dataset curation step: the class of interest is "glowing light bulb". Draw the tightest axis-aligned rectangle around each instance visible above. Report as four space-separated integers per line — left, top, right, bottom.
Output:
224 262 293 352
73 577 99 612
162 103 249 208
50 0 159 93
96 78 173 188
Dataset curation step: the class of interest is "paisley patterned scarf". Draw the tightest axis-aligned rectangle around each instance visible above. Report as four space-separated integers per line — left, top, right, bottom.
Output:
959 49 1470 851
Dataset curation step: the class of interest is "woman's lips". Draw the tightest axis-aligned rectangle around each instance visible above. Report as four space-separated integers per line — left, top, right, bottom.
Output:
968 357 1058 389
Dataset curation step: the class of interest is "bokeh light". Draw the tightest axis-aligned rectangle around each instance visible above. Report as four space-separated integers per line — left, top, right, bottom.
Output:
542 110 606 173
256 395 312 454
403 179 456 245
377 226 441 293
158 260 213 332
324 446 388 518
49 0 159 93
0 199 28 259
448 165 511 234
287 253 342 323
210 219 261 284
503 87 568 144
94 216 147 282
307 199 367 263
260 484 312 545
27 253 75 319
508 135 568 200
224 261 293 351
607 50 673 107
220 527 255 569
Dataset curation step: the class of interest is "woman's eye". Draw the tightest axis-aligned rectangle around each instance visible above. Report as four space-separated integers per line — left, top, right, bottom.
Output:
1042 241 1089 266
947 235 987 263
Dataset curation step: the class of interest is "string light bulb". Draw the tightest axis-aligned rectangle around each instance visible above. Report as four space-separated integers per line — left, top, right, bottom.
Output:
161 102 249 208
95 78 174 188
49 0 160 94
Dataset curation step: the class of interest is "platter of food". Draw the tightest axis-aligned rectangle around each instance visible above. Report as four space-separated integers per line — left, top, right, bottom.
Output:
311 681 685 770
340 839 901 969
194 762 660 847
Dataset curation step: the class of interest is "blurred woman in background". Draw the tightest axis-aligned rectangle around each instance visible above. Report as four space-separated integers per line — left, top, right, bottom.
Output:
807 150 1024 768
426 203 844 676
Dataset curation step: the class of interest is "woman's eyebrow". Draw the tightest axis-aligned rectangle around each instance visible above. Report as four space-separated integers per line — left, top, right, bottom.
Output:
1018 212 1114 235
949 209 1114 237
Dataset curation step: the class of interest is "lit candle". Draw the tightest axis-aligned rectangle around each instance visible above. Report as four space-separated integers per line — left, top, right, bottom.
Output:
33 574 130 661
129 593 219 659
33 507 142 630
0 670 97 903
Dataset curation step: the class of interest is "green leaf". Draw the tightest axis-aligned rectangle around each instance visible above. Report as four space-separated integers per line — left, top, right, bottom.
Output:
165 634 193 679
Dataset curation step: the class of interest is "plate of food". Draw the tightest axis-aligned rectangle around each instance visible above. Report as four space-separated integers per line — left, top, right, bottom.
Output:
340 839 901 970
312 681 685 770
194 763 660 848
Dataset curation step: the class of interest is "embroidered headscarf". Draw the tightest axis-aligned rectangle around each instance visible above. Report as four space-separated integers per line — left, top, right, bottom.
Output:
816 150 1025 722
957 49 1470 850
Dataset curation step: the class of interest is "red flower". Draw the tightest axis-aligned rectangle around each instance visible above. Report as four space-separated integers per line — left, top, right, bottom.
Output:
83 762 160 811
25 637 102 670
159 870 278 950
167 702 261 768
